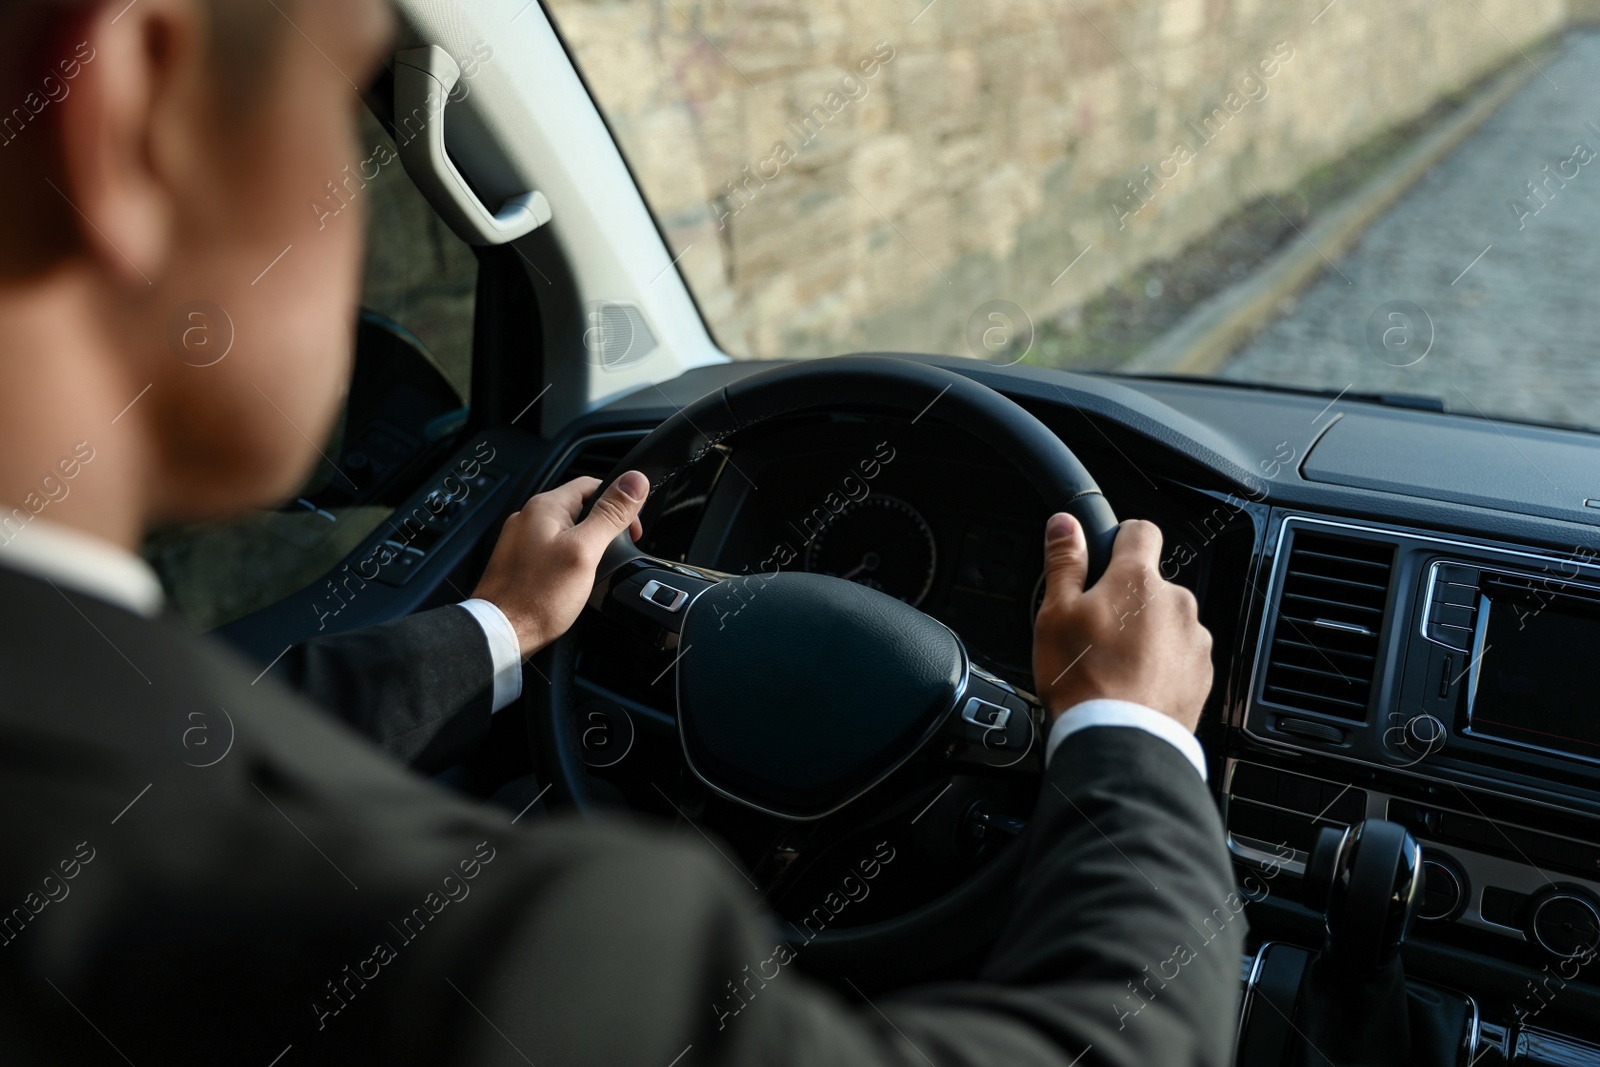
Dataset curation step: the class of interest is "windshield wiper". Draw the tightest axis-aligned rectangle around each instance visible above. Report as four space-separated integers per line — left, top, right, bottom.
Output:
1102 372 1448 412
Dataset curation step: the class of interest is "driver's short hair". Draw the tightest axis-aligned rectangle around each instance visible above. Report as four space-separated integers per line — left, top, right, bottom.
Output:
0 0 287 109
0 0 293 271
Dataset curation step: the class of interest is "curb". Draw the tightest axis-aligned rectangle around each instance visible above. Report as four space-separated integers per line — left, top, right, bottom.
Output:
1123 61 1538 376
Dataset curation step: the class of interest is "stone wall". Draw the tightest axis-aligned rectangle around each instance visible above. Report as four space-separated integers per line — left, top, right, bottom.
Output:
546 0 1568 361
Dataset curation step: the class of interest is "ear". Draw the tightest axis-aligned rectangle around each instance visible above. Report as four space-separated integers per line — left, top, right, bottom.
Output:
53 0 207 288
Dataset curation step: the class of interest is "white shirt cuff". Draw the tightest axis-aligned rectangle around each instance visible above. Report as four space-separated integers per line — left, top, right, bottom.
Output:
456 599 524 713
1045 698 1207 782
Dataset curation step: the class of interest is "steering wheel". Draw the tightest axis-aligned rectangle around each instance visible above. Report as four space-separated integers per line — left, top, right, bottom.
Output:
530 355 1119 980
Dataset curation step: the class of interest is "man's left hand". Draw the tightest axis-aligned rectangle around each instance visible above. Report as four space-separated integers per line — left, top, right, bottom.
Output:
470 471 650 657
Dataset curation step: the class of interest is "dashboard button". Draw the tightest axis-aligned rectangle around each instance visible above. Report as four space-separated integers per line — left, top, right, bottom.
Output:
1321 786 1366 824
1430 603 1475 629
1276 813 1317 854
1435 582 1477 606
1434 565 1479 586
1425 622 1474 651
1480 886 1529 928
1228 801 1318 854
1278 775 1321 814
1228 800 1280 845
1229 763 1280 804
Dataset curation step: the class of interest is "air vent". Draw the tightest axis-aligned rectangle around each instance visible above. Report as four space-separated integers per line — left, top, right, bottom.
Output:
543 432 646 487
1261 532 1396 721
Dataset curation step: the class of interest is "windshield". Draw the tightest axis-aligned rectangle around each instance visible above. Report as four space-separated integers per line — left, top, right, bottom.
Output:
544 2 1596 433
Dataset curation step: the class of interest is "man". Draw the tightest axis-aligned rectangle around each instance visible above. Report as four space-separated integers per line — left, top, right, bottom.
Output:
0 0 1241 1064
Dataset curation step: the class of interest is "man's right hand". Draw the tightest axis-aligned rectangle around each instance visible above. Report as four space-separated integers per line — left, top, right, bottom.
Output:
1032 514 1213 733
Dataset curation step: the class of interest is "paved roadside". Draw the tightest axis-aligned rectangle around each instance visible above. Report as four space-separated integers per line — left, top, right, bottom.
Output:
1219 33 1600 431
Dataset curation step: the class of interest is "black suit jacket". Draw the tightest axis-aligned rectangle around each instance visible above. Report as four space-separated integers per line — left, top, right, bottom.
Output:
267 604 498 774
0 563 1244 1066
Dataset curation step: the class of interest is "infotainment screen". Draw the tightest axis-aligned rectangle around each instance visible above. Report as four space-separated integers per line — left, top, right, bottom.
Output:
1470 590 1600 759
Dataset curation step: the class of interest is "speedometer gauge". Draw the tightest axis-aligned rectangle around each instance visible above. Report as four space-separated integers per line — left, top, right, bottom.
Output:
803 495 937 606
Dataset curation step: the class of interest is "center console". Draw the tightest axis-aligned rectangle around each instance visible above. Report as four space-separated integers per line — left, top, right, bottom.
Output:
1237 819 1478 1067
1228 514 1600 1064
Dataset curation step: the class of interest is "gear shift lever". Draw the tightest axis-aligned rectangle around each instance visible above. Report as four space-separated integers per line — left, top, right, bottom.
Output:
1304 820 1423 973
1290 820 1439 1067
1238 819 1474 1067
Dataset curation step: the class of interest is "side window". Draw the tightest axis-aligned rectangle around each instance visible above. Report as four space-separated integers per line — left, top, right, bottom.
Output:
144 110 479 633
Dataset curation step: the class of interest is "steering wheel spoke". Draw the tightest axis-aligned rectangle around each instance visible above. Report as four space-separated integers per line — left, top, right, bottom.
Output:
935 666 1048 780
586 532 728 650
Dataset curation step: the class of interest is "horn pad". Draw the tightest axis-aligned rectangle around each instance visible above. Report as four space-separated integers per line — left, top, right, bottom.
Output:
676 572 965 819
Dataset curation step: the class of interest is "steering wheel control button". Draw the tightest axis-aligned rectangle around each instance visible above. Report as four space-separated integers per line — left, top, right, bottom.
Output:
947 677 1038 765
639 579 688 612
961 698 1011 731
963 801 1027 844
609 569 717 639
1530 892 1600 958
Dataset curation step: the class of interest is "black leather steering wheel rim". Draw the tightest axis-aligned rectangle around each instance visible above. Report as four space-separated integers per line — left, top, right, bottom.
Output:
529 354 1119 978
603 355 1119 582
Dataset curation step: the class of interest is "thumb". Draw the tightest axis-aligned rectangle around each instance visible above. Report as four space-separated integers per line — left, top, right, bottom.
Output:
575 470 649 554
1041 512 1088 607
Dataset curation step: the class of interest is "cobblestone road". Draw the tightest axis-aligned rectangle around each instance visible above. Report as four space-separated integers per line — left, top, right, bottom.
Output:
1221 33 1600 433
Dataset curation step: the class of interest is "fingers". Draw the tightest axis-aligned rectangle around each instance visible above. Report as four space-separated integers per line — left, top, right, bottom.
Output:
1106 519 1163 582
525 476 601 522
1041 512 1089 607
1176 583 1201 620
572 470 649 556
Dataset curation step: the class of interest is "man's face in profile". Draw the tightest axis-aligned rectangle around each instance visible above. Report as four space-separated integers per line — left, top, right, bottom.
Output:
0 0 395 524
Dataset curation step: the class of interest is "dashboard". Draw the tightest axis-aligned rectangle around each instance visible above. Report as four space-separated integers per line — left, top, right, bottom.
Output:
222 352 1600 1058
624 415 1236 692
657 417 1227 687
1230 516 1600 971
562 356 1600 1056
700 424 1045 681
